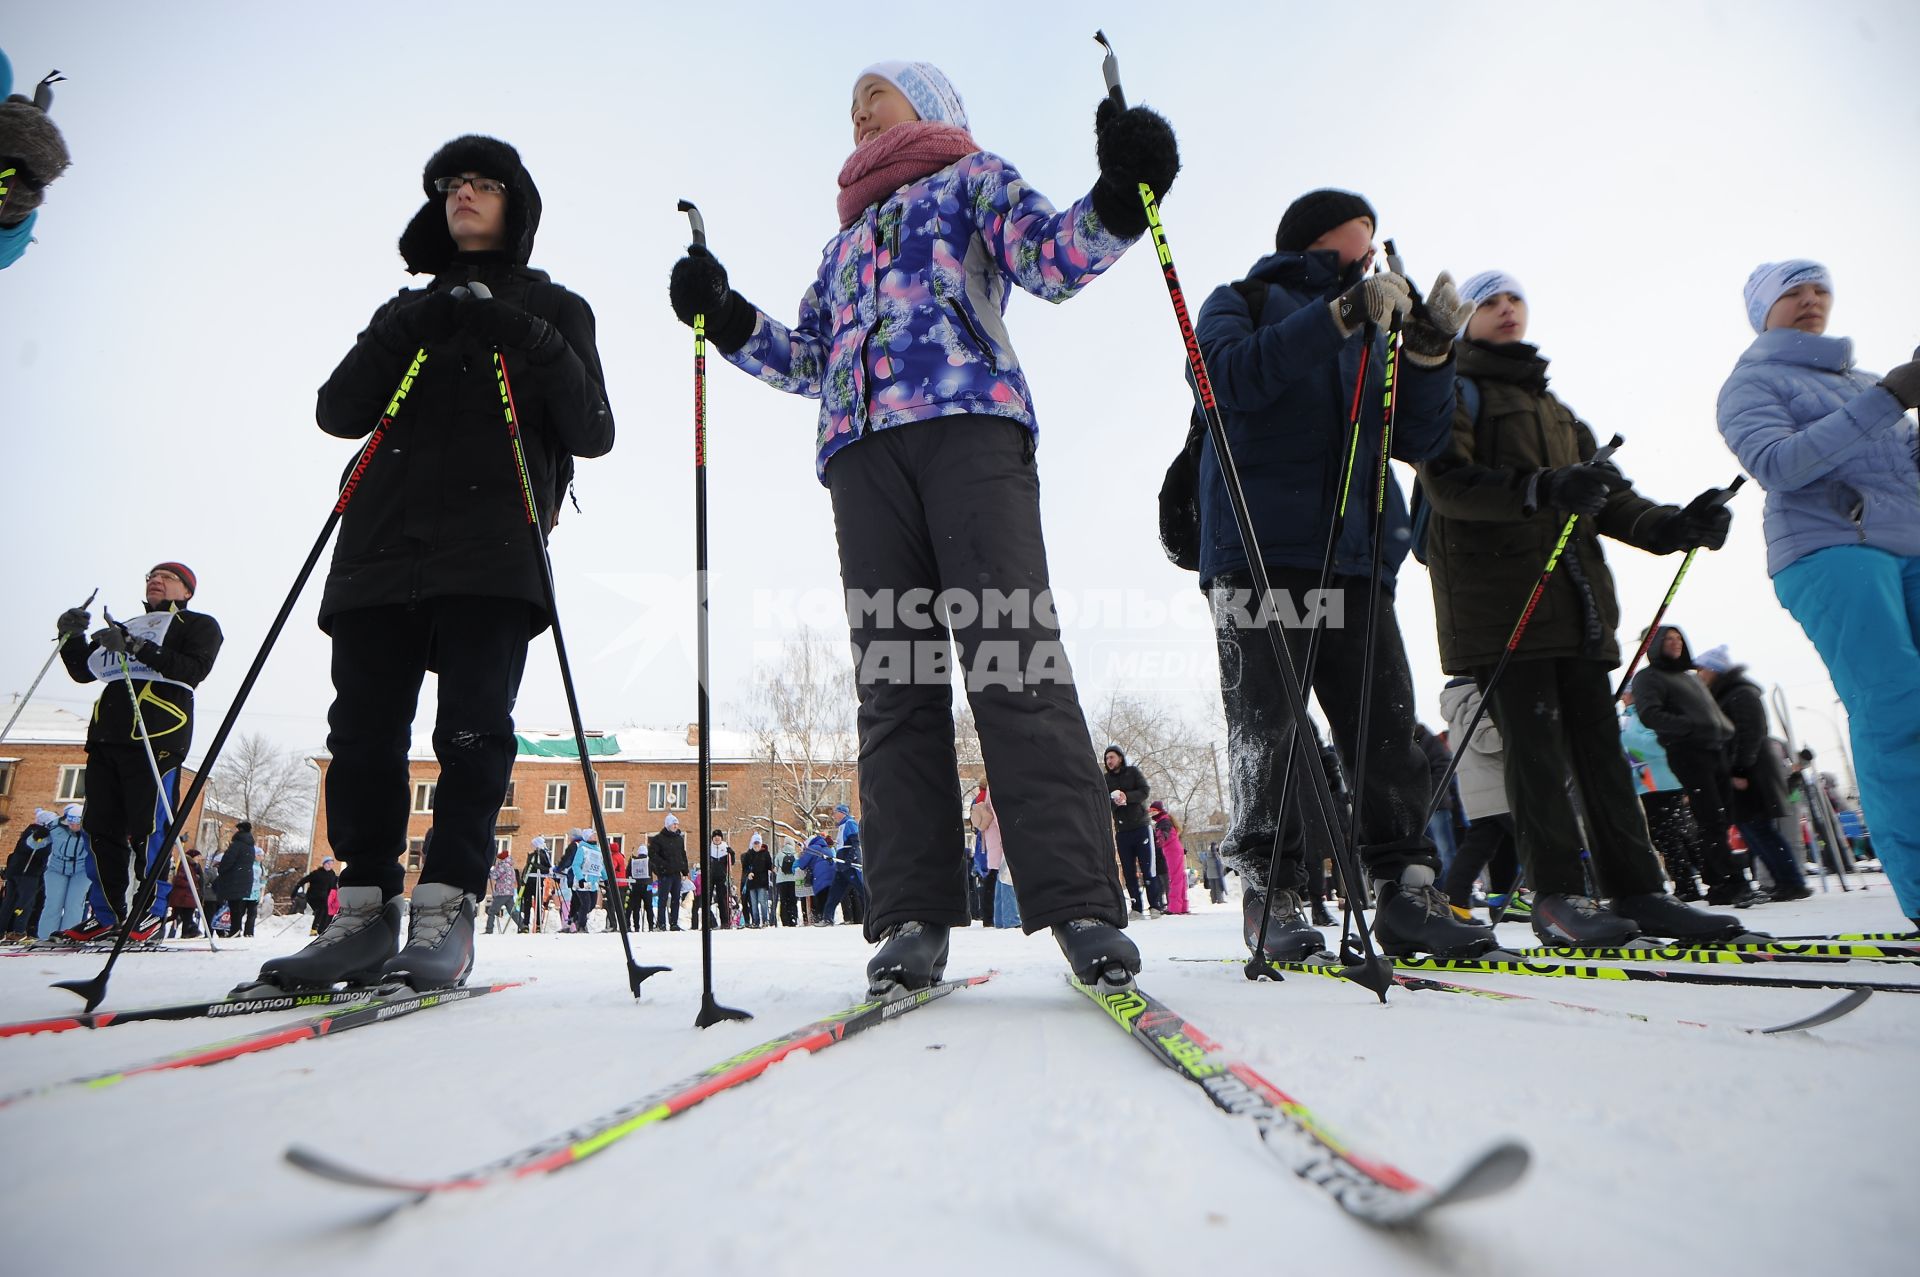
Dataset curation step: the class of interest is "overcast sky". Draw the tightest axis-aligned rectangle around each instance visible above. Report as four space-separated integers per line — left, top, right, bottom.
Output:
5 1 1916 788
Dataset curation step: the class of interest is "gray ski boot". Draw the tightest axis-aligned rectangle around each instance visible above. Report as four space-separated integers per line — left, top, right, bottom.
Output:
236 886 402 996
381 883 478 991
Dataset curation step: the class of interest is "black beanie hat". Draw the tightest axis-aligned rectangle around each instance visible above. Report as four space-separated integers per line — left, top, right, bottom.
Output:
1275 188 1376 253
397 134 543 275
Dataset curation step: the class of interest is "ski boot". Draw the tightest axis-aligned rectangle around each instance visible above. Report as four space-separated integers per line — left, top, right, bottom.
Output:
1610 892 1748 942
1053 918 1141 988
237 886 402 997
1371 867 1499 959
59 919 116 943
865 921 950 997
1242 888 1326 962
381 883 478 991
1310 900 1337 928
1530 894 1641 947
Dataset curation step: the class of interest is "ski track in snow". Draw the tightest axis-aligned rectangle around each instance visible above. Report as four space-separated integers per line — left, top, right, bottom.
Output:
0 889 1913 1275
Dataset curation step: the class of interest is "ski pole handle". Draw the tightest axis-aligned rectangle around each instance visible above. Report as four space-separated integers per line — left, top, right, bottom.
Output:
1707 475 1746 506
1094 31 1126 108
460 280 493 301
678 199 707 250
1593 434 1624 466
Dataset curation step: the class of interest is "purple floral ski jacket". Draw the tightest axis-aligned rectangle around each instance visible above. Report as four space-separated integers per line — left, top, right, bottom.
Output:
724 151 1137 482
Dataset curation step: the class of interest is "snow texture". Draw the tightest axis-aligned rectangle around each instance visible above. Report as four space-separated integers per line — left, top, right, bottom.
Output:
1 883 1913 1275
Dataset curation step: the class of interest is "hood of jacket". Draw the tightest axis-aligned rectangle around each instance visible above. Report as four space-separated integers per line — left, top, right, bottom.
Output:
398 134 543 275
1649 625 1694 672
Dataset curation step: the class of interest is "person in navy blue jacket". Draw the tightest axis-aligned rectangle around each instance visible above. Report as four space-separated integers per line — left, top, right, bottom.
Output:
1194 188 1492 962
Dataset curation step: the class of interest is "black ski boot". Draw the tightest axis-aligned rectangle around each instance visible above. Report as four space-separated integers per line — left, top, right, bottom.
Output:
1530 894 1641 947
1242 888 1326 962
1610 892 1747 942
1372 868 1499 959
381 883 477 991
866 921 950 996
1053 919 1141 987
238 886 402 996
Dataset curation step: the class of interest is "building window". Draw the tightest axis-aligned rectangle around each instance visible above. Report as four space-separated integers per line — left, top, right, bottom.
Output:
495 836 512 855
708 782 729 812
413 781 437 814
648 782 667 811
198 818 219 852
406 838 426 871
0 761 13 797
603 782 626 813
546 781 570 813
668 781 688 810
501 782 516 809
57 765 86 801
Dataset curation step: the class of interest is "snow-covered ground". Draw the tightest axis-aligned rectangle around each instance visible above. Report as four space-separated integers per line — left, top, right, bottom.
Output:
3 880 1914 1276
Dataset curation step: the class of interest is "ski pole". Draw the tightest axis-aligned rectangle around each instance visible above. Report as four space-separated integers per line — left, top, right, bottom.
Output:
1094 31 1389 1001
1420 435 1626 826
673 200 751 1028
469 280 670 1004
56 348 432 1012
100 610 219 950
1 589 99 748
1612 476 1745 701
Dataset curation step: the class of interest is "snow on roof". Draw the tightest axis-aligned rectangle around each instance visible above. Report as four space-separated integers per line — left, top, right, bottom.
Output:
310 724 849 766
0 701 92 744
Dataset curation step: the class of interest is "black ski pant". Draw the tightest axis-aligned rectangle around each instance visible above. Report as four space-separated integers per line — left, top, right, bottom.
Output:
826 418 1126 939
1474 659 1666 899
1640 791 1703 889
81 742 182 922
1116 824 1161 912
229 898 258 937
1662 743 1749 896
625 882 651 930
1210 568 1439 895
1442 812 1520 907
777 880 798 926
655 877 682 929
1 875 43 934
1739 819 1806 893
570 888 597 930
324 598 531 901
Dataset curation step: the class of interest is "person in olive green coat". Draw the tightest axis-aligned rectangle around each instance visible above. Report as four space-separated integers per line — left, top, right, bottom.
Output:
1416 271 1743 945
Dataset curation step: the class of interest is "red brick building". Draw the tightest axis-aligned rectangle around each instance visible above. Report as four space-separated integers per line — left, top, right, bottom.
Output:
304 724 856 887
0 701 212 847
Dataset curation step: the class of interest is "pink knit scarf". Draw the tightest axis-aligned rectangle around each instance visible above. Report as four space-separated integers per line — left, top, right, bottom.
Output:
836 121 979 229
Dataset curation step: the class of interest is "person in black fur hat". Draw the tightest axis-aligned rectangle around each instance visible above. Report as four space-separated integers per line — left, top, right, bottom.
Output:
239 134 615 999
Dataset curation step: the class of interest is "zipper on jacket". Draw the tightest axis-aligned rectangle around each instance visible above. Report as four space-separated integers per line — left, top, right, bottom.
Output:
942 297 998 372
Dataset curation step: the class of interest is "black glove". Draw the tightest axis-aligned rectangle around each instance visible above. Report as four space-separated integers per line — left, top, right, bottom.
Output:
129 638 163 666
379 289 461 349
1880 346 1920 411
1659 488 1735 551
92 623 130 655
56 607 90 637
460 296 559 358
1089 98 1180 239
1540 462 1632 516
668 245 756 354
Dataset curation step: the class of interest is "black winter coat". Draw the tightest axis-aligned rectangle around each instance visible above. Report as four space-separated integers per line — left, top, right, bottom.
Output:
315 255 614 632
211 832 257 900
1104 755 1151 831
648 829 688 878
1710 667 1790 820
1629 630 1734 752
7 825 50 879
741 847 774 891
1418 341 1677 673
61 602 223 754
293 866 339 910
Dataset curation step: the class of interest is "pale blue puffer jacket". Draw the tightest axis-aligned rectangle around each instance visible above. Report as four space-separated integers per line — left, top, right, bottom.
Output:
1716 329 1919 576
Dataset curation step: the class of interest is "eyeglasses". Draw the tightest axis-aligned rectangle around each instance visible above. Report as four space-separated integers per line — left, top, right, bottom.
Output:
434 175 507 197
146 570 182 584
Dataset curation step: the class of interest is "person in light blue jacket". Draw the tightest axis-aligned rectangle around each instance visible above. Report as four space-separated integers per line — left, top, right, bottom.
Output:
1716 259 1920 926
39 805 94 939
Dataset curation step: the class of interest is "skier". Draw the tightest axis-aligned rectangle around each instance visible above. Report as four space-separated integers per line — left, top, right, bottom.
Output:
1437 680 1520 924
1694 645 1810 901
54 562 223 940
0 49 71 270
2 809 53 941
668 60 1175 991
625 837 652 931
649 815 687 931
1716 259 1920 931
37 805 91 940
243 133 614 995
1630 626 1765 911
1148 801 1189 915
565 830 603 933
1104 748 1160 918
774 839 801 927
521 835 553 933
1194 188 1488 961
1419 271 1747 943
211 823 259 938
483 849 524 934
796 831 837 926
291 857 340 935
741 833 775 928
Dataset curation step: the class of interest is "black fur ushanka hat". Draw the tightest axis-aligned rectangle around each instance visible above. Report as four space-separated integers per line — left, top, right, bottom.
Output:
397 133 542 275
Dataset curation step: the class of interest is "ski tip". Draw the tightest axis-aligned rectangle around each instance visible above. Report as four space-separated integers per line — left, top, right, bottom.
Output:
1442 1140 1532 1207
1759 986 1873 1035
285 1144 432 1200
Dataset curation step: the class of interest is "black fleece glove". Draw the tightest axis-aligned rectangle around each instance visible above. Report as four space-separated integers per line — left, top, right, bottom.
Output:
1658 488 1735 551
56 607 89 637
1540 462 1631 516
92 623 130 655
1089 98 1180 239
668 244 757 354
460 296 559 358
1880 346 1920 411
378 289 461 349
